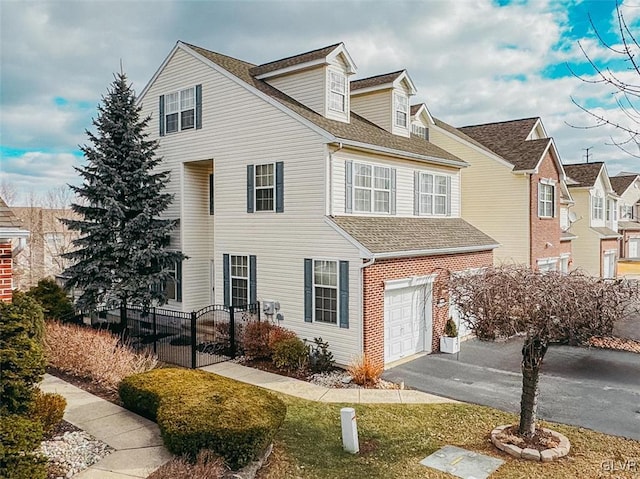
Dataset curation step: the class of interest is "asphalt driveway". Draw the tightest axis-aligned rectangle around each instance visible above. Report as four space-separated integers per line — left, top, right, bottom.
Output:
383 337 640 440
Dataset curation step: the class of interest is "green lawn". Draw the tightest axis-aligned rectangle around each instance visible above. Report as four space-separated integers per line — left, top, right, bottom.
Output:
257 395 640 479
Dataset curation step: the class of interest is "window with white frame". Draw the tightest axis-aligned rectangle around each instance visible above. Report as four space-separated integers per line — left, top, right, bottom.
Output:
163 262 180 301
592 196 604 220
165 87 195 133
538 182 555 218
412 124 428 139
606 199 617 222
394 93 408 128
230 255 249 306
255 163 275 212
419 172 449 215
621 204 633 220
314 260 337 324
328 71 346 113
353 163 391 213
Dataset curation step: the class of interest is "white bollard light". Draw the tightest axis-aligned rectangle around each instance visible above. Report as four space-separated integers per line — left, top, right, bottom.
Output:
340 407 359 454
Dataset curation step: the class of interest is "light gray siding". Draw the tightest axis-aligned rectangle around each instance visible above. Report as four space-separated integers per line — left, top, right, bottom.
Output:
351 90 392 131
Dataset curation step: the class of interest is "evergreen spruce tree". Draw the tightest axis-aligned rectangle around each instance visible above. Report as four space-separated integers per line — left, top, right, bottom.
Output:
62 72 184 315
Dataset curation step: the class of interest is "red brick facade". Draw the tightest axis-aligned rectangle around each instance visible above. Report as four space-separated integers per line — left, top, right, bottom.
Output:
529 151 564 269
362 250 493 366
0 242 13 303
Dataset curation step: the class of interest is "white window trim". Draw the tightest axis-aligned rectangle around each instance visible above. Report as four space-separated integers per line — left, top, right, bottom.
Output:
254 162 276 213
312 258 340 326
419 172 450 216
537 257 559 272
164 261 179 301
394 93 409 128
412 124 428 139
164 86 195 134
328 71 347 113
230 254 250 306
384 273 436 291
352 162 392 214
538 182 555 218
592 195 604 221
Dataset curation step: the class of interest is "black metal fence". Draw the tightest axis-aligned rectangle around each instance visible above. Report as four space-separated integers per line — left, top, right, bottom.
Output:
76 303 260 369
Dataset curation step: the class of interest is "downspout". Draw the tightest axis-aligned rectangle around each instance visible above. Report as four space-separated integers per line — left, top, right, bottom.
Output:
327 142 344 216
359 256 375 360
12 237 27 256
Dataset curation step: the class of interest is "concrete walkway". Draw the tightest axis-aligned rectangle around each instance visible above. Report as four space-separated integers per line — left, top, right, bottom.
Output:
41 374 172 478
40 364 454 477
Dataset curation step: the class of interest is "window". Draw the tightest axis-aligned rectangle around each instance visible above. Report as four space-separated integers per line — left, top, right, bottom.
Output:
313 260 338 324
419 173 449 216
621 205 633 220
592 196 604 220
163 261 181 302
412 124 429 140
165 87 195 133
394 93 408 128
606 199 617 222
353 163 391 213
329 71 346 113
255 163 275 211
538 183 555 218
230 255 249 306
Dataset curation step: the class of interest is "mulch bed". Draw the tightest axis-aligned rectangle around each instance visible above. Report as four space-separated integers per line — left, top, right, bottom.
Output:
495 425 560 451
46 367 121 405
588 336 640 354
240 358 312 381
44 420 82 440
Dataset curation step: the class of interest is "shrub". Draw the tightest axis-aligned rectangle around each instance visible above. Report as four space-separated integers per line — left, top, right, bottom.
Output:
267 326 297 350
444 317 458 337
307 337 335 373
45 321 157 390
0 414 47 479
347 354 384 387
147 450 226 479
119 368 286 470
0 292 46 415
26 278 75 322
30 390 66 437
241 321 274 360
272 337 308 372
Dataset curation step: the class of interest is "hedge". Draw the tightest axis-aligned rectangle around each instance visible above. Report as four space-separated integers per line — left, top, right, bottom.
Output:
0 415 47 479
119 368 286 470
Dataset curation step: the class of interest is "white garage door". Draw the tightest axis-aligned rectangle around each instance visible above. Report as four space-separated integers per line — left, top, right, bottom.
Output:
630 238 640 259
384 284 432 363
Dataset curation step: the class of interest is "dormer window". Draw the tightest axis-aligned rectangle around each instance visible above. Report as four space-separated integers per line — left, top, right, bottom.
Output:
329 72 347 113
394 93 409 128
412 124 429 140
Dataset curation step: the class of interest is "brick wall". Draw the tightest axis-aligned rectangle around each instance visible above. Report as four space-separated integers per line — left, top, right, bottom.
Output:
0 242 13 303
362 250 493 367
529 151 562 268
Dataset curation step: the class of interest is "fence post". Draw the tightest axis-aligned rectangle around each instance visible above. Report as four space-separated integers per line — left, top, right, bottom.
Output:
191 311 197 369
152 307 157 355
229 306 236 359
120 302 128 333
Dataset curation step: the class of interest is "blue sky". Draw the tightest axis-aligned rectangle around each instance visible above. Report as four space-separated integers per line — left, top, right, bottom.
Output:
1 0 639 205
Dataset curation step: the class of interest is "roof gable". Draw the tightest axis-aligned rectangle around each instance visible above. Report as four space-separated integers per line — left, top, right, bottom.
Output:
410 103 434 126
564 162 605 188
351 69 417 95
610 174 640 196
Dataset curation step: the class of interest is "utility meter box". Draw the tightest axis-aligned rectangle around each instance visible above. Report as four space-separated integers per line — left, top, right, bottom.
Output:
262 300 280 315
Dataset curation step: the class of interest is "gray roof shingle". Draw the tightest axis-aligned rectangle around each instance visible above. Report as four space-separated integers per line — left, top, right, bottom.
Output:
609 174 639 196
0 198 25 230
249 43 343 77
563 162 604 187
591 226 620 238
350 71 405 92
185 43 464 165
330 216 498 255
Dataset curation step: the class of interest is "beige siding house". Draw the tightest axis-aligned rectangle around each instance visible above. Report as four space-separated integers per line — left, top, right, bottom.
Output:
610 173 640 265
138 41 498 366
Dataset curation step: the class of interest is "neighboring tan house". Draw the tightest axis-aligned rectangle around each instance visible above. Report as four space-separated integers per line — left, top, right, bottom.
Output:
610 173 640 276
563 162 620 278
409 112 575 272
11 207 79 290
137 41 499 366
0 197 29 302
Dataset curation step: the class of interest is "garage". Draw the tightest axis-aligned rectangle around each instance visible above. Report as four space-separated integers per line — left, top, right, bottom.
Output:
630 238 640 259
384 276 433 364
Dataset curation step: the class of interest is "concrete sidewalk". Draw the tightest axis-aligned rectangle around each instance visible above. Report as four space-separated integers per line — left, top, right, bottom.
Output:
41 374 172 478
201 361 458 404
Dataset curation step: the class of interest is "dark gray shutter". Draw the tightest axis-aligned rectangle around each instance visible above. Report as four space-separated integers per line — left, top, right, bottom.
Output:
345 160 353 213
390 168 397 215
249 255 257 304
414 171 420 216
553 184 557 218
176 260 182 302
275 161 284 213
195 84 202 130
446 176 452 216
159 95 165 136
247 165 254 213
223 254 230 306
339 261 349 329
304 259 312 322
425 127 430 141
209 173 214 215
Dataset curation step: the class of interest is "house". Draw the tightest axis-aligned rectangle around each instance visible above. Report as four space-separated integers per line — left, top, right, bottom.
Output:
610 172 640 275
0 197 29 302
137 41 499 367
563 162 620 278
11 206 79 290
408 112 575 272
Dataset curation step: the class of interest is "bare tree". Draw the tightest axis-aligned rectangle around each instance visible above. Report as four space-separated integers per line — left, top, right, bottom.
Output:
0 179 17 206
449 266 639 437
569 1 640 157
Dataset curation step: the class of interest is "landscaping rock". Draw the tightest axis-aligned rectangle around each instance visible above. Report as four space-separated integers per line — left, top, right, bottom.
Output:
521 448 541 461
501 443 522 458
540 449 558 462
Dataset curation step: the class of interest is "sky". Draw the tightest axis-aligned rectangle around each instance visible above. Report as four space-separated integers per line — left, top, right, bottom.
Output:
1 0 640 205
